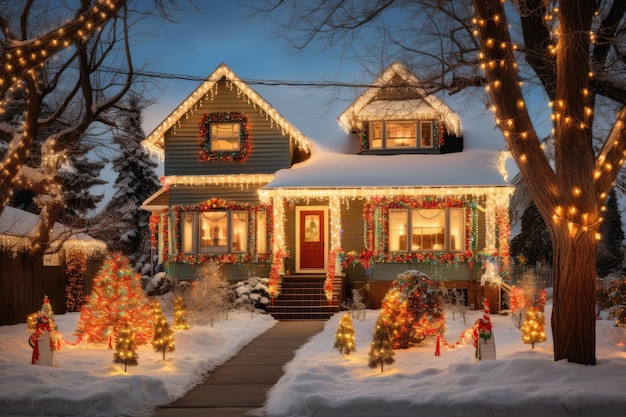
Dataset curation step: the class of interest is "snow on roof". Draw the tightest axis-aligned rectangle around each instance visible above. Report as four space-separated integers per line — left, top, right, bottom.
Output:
141 63 311 159
264 146 510 190
0 206 106 256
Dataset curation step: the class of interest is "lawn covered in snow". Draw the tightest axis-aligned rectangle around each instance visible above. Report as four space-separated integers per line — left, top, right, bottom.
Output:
1 297 626 417
261 301 626 417
0 309 275 417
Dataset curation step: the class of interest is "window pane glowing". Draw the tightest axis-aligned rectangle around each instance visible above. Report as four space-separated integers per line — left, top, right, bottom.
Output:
256 210 267 253
386 122 416 147
200 211 228 253
412 209 445 251
388 209 408 252
231 211 248 253
420 121 433 148
370 122 382 149
182 212 194 253
211 123 240 151
449 208 466 251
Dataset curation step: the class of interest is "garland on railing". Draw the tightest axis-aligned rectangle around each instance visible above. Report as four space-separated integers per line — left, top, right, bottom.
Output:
199 112 249 162
324 248 344 301
268 248 288 302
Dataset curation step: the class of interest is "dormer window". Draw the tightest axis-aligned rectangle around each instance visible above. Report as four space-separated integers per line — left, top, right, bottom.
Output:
369 121 434 150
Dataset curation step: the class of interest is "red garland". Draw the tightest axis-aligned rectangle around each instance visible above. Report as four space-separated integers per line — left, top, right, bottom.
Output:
325 248 343 301
268 248 287 300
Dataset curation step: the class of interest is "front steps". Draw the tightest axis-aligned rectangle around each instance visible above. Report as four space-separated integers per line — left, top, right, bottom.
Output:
267 274 340 320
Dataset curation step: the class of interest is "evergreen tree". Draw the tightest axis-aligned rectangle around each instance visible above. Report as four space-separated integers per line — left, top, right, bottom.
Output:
520 307 547 349
597 189 625 277
368 314 395 372
57 142 106 226
510 204 553 266
65 251 86 312
334 313 356 355
113 321 139 372
100 95 160 258
75 253 153 346
150 300 175 360
172 296 191 331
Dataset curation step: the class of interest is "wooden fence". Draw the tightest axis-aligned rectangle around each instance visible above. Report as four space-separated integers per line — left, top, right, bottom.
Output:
0 250 103 325
509 264 554 289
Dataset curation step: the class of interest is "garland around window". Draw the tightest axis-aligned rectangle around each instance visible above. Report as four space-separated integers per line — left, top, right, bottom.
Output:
199 112 249 162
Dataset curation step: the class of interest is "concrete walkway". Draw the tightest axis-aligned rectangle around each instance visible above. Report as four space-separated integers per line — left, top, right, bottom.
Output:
152 320 325 417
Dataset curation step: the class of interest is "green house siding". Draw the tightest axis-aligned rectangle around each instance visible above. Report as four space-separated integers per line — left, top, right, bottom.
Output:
340 200 366 251
164 80 292 176
168 184 266 207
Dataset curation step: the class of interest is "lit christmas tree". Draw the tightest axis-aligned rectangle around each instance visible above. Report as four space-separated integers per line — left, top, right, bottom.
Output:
368 314 395 372
75 253 153 347
173 296 191 331
520 306 547 349
334 313 356 355
113 321 139 372
150 300 175 360
65 251 86 312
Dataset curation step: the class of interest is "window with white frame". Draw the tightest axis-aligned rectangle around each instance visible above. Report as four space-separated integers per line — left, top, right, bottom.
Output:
177 210 248 254
388 207 466 252
369 120 434 150
210 123 240 151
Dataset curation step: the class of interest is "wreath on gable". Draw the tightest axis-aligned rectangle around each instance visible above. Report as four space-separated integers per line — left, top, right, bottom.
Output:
199 112 249 162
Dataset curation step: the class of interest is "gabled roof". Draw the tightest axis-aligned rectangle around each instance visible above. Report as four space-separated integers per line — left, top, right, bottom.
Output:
141 63 311 159
337 61 462 136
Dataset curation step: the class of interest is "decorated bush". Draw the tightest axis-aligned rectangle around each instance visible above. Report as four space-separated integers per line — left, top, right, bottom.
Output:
379 270 445 349
600 276 626 327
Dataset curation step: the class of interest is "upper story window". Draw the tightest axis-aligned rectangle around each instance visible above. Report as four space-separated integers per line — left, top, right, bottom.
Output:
199 112 250 162
211 123 240 151
369 120 434 150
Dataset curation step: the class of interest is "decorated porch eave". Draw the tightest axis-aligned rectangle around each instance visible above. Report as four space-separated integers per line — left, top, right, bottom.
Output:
258 184 515 278
259 141 514 260
139 63 311 160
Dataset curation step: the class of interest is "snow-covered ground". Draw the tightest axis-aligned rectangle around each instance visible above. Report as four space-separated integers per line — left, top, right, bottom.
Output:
0 310 276 417
1 297 626 417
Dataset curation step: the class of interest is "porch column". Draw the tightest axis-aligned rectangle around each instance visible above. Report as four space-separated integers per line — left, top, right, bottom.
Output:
484 193 496 252
272 196 286 273
329 195 342 276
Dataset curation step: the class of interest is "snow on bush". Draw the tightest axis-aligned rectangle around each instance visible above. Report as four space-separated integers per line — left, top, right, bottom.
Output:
231 276 270 317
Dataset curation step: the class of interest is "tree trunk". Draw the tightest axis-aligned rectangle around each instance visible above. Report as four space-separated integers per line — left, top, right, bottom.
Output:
549 223 597 365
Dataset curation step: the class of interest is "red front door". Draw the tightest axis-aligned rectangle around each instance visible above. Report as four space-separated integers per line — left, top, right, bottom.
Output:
299 210 325 269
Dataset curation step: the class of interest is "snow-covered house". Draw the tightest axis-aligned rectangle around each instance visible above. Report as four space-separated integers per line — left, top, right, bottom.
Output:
141 62 514 315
